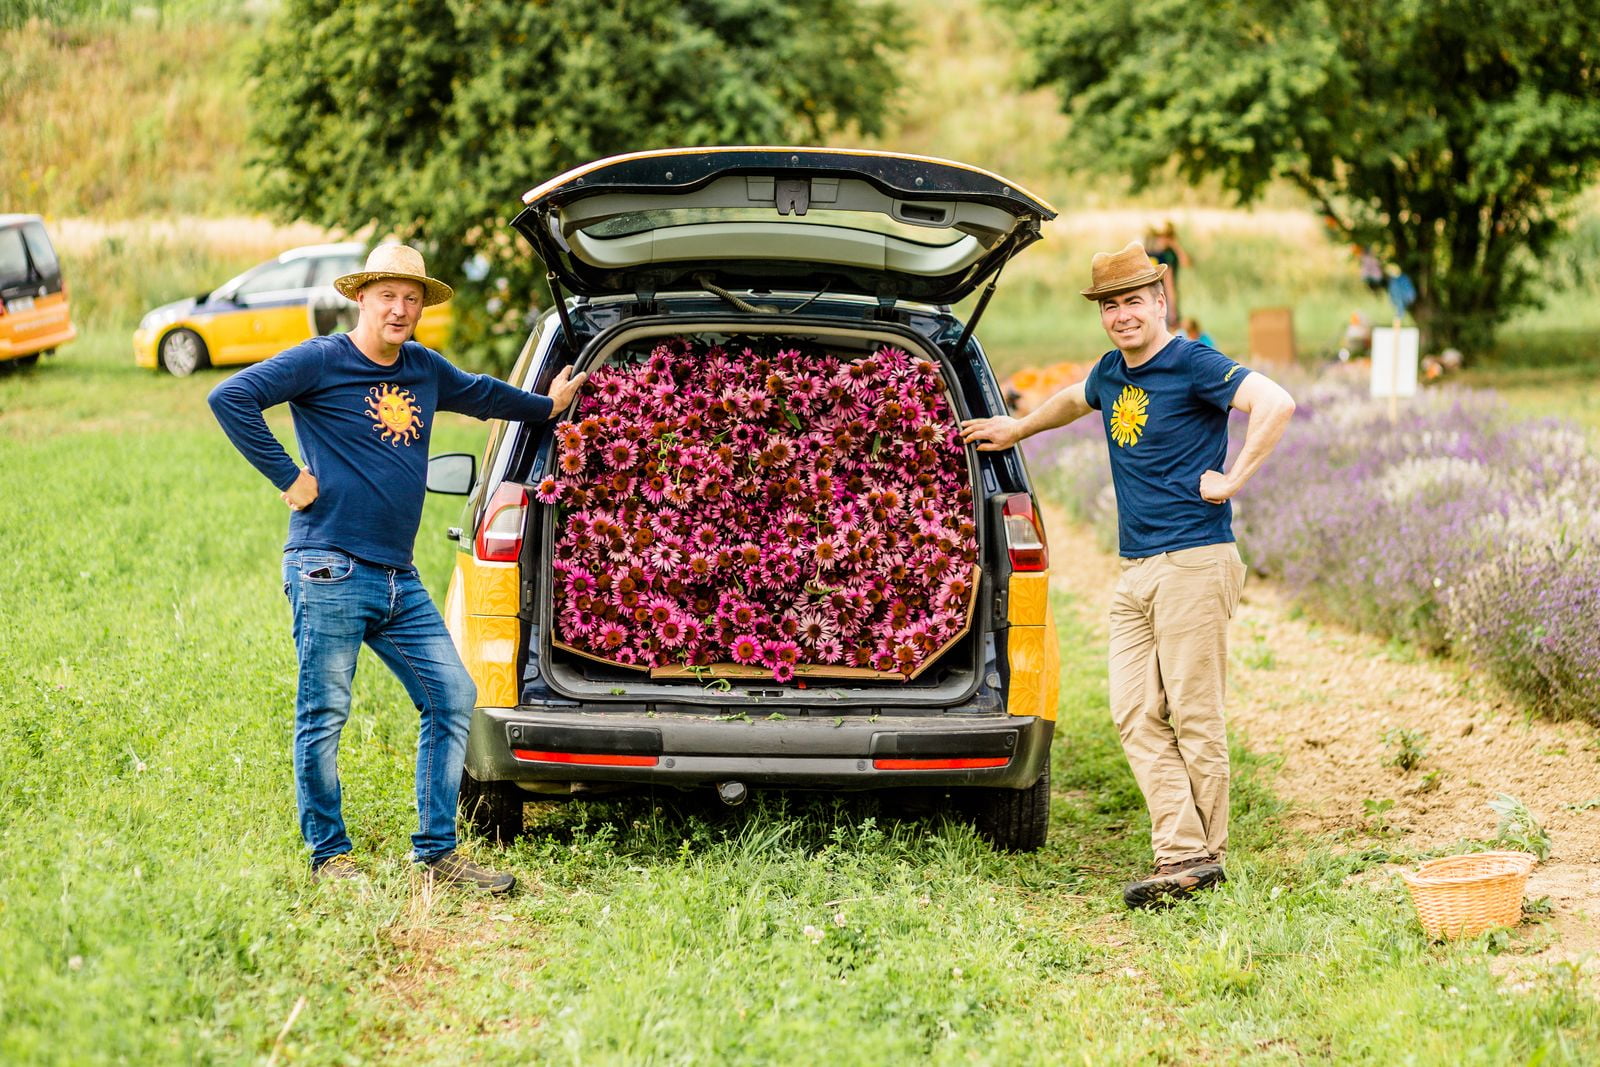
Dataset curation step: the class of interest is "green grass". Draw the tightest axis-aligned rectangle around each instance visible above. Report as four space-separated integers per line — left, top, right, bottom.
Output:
2 327 1596 1063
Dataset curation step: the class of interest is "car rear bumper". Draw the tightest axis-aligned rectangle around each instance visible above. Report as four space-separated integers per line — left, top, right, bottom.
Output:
465 707 1054 791
0 319 74 360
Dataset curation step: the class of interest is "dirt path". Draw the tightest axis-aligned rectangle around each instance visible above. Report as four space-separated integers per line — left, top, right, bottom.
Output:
1043 508 1600 970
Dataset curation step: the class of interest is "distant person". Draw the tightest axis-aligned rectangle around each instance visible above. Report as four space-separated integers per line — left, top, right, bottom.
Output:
1356 246 1385 293
1385 263 1417 320
1148 221 1192 329
209 244 586 892
1178 318 1215 348
959 241 1296 909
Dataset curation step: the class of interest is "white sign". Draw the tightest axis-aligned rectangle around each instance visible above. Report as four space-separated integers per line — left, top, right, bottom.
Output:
1370 326 1419 399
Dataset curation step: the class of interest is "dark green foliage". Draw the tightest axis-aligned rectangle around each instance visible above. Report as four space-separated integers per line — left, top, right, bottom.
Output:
249 0 905 369
994 0 1600 351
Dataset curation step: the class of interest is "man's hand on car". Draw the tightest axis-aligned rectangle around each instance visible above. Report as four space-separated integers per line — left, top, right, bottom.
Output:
959 415 1025 451
282 468 318 512
545 366 589 412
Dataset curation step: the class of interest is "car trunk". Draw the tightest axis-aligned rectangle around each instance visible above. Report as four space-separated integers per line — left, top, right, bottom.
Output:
533 316 991 710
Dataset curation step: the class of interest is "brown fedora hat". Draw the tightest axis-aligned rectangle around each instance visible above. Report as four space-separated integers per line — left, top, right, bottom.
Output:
1080 241 1167 301
334 243 453 307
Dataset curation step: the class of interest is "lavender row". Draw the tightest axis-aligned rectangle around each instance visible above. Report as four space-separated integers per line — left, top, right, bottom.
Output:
1023 384 1600 724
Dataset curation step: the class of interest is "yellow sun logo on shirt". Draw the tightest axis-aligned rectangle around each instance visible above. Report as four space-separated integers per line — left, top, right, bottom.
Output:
1109 385 1149 448
366 384 422 445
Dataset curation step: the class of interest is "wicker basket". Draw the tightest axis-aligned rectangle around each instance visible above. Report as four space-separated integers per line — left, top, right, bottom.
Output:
1400 851 1537 940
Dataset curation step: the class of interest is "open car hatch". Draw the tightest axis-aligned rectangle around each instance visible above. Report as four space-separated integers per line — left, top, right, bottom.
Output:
514 147 1057 304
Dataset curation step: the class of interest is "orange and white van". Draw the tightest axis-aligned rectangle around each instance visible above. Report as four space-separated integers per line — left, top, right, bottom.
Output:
0 215 75 368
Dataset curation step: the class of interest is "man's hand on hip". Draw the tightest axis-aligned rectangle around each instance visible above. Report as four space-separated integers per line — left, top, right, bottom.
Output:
282 468 318 512
1199 469 1234 504
545 366 589 412
959 415 1025 451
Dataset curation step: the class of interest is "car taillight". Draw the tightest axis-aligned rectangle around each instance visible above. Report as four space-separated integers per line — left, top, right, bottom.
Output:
475 482 527 562
872 757 1011 770
1002 494 1048 571
512 749 659 767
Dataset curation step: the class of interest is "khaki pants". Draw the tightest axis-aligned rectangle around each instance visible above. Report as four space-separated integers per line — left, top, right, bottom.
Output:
1109 542 1248 864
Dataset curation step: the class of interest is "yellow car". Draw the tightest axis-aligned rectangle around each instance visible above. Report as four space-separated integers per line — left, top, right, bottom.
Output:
1 214 76 369
133 242 452 376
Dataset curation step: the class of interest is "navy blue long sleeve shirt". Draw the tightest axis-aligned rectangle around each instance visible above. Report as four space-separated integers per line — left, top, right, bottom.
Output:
208 334 552 568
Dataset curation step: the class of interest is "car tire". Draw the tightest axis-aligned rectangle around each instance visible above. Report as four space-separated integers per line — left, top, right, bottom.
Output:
159 328 210 377
963 765 1050 852
458 771 524 844
9 353 40 370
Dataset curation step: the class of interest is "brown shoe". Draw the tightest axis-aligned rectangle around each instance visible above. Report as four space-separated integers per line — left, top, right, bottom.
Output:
1122 855 1226 909
421 850 515 894
312 853 365 884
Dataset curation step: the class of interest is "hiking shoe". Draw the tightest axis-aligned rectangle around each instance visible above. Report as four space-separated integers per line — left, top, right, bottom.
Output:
312 853 365 884
421 850 515 894
1122 855 1227 910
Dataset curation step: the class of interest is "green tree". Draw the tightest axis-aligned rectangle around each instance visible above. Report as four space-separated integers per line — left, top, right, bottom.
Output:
251 0 904 368
995 0 1600 351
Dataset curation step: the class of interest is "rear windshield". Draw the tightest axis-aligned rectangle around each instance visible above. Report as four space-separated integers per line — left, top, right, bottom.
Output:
581 207 966 247
0 227 29 287
308 254 362 288
21 223 59 279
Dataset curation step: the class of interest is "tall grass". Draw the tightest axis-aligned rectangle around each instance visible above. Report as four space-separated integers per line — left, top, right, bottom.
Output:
0 16 261 218
1 0 256 28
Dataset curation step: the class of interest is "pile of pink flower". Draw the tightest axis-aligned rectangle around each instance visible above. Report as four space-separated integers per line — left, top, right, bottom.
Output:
538 337 979 681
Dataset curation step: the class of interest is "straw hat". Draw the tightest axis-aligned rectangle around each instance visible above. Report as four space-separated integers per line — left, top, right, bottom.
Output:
334 243 453 306
1079 241 1167 301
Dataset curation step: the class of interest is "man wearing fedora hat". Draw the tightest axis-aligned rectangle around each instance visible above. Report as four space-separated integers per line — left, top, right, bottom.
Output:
209 243 587 893
960 241 1295 909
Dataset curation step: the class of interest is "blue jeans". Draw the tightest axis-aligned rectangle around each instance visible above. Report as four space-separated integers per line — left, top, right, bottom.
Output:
282 548 476 865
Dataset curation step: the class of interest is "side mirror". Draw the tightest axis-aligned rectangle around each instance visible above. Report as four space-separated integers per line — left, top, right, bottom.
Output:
426 452 476 495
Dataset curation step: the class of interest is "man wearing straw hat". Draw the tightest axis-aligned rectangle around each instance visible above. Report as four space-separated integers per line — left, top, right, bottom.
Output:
210 243 586 893
960 242 1295 909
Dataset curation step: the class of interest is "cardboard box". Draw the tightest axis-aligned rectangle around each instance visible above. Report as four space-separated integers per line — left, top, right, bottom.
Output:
1247 307 1296 366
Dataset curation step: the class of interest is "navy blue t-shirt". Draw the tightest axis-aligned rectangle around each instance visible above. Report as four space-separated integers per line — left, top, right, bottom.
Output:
1083 336 1249 557
208 334 553 568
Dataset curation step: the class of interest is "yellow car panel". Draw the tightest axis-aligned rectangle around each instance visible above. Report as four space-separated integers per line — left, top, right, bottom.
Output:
458 612 521 710
1006 571 1060 721
209 302 311 366
413 309 450 351
448 553 523 709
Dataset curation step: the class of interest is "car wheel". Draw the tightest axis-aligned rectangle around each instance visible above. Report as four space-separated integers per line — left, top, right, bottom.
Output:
963 765 1050 852
12 353 40 369
458 771 524 844
159 328 210 377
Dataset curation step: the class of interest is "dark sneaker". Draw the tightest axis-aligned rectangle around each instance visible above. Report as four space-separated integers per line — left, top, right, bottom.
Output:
312 853 365 884
1122 855 1227 910
421 850 515 894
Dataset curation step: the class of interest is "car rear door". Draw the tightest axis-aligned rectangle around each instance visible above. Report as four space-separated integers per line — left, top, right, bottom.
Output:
514 147 1056 306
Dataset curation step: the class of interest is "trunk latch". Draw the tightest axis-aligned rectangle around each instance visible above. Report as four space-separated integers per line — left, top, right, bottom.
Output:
775 179 810 216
